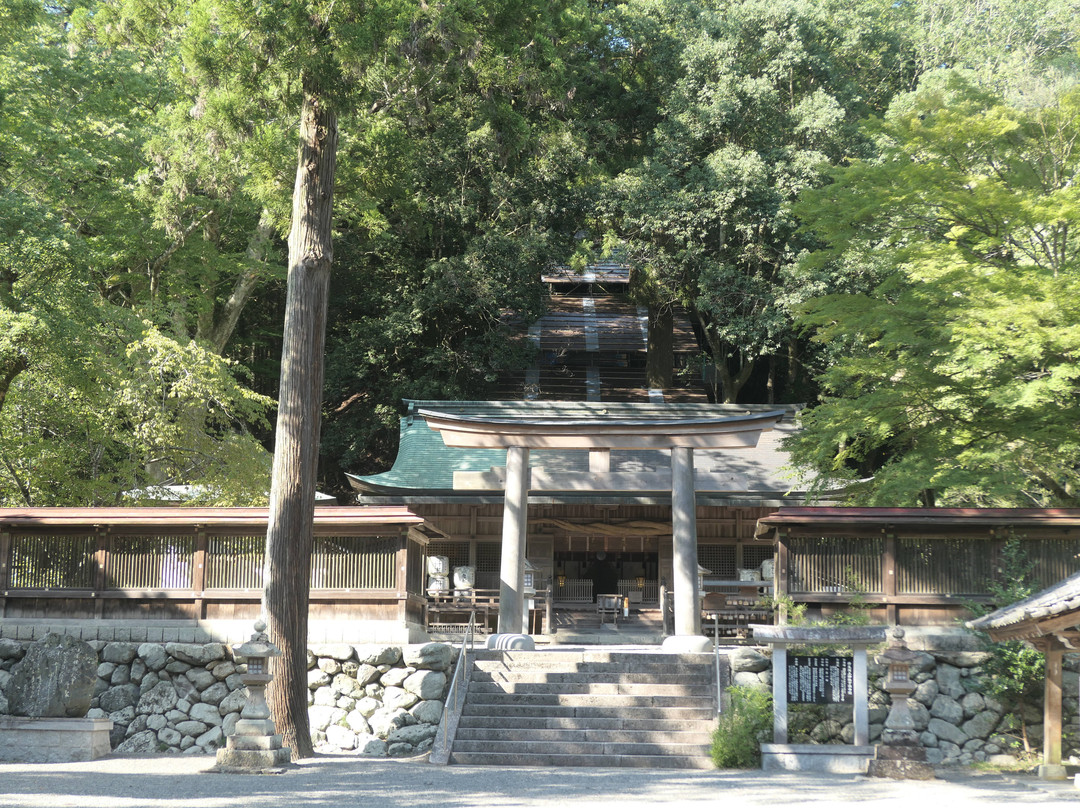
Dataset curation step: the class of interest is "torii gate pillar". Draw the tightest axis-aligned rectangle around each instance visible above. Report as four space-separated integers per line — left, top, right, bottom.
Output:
671 446 701 637
497 446 530 634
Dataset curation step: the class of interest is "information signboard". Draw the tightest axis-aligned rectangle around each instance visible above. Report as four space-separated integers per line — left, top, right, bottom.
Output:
786 655 854 704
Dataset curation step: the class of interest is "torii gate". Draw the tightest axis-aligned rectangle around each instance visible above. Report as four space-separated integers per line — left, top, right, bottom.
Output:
419 408 783 646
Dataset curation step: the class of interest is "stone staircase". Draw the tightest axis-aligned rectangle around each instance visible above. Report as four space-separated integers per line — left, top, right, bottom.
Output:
545 608 666 645
447 649 721 768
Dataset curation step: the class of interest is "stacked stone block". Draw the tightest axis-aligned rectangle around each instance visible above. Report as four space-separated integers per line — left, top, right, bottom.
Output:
306 642 452 757
0 637 452 757
728 644 1080 766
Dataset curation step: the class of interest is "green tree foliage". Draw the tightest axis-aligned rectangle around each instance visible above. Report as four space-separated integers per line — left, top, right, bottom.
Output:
0 3 273 506
896 0 1080 82
319 0 610 476
604 0 918 403
788 72 1080 506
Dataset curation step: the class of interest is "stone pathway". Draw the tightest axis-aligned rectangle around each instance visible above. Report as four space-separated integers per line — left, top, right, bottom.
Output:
0 756 1077 808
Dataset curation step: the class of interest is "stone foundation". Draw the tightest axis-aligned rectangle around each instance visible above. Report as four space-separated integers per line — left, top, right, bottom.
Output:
0 716 113 762
761 743 876 773
0 638 453 758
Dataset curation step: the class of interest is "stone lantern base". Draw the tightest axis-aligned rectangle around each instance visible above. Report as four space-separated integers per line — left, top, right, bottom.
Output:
215 745 292 771
867 731 935 780
214 718 291 772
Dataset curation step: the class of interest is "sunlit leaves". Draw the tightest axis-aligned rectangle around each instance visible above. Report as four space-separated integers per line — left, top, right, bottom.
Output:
789 73 1080 505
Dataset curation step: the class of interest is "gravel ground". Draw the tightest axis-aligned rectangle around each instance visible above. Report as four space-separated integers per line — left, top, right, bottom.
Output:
0 756 1078 808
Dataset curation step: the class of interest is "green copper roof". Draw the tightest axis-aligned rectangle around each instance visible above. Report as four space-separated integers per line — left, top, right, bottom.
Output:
347 400 804 495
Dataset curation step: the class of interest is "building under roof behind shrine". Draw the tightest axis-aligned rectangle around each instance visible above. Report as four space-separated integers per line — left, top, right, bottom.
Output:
344 263 810 634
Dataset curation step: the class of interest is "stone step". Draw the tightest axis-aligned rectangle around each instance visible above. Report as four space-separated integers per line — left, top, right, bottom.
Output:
471 660 714 676
447 751 716 769
452 739 711 757
471 670 708 685
457 715 716 733
460 703 716 720
544 631 666 646
472 650 711 665
455 727 714 744
464 691 708 708
448 649 722 769
467 681 714 697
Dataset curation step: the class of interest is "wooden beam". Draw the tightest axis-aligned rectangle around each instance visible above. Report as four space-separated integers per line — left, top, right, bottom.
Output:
420 408 782 449
883 533 898 624
453 469 750 492
1045 645 1064 770
395 537 409 624
192 527 207 621
988 609 1080 642
792 593 991 606
0 529 9 618
776 532 789 623
93 527 107 620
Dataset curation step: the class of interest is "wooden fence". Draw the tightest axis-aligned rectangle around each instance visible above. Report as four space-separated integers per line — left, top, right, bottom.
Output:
762 508 1080 624
0 507 432 626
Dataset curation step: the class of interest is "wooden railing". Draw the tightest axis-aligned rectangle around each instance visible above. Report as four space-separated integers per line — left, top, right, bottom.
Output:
554 578 593 603
0 524 425 625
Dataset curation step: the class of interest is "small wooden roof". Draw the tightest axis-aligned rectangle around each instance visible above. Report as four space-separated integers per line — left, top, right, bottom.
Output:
967 570 1080 647
0 506 426 535
755 507 1080 539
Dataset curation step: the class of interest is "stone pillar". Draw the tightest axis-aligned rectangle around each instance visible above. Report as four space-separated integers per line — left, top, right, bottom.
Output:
772 645 788 744
498 446 530 635
853 647 869 746
671 446 699 637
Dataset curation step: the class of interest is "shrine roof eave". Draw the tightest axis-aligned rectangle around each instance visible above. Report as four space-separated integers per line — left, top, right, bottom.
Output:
416 408 785 449
967 568 1080 643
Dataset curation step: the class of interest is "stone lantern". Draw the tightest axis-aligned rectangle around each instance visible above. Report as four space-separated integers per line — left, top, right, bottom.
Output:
214 619 292 771
867 628 934 780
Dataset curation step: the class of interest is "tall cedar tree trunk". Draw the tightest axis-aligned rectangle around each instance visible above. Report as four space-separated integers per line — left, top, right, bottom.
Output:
646 305 674 390
262 88 338 761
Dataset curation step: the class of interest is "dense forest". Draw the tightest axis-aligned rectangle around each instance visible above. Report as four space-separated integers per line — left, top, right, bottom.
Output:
2 0 1079 508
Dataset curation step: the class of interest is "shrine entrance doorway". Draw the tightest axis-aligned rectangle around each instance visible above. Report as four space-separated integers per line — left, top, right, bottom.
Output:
552 537 661 607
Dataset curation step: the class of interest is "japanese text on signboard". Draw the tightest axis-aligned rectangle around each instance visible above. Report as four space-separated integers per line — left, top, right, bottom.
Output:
787 655 854 704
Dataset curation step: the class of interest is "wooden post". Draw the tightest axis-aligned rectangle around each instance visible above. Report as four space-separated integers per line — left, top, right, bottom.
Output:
193 527 208 621
396 536 410 625
94 527 108 620
776 532 789 623
0 530 10 618
883 532 898 625
545 585 553 635
1043 643 1065 778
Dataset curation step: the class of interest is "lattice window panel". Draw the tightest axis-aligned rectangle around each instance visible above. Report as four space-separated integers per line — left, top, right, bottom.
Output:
426 541 470 571
312 536 397 590
1029 539 1080 589
475 542 502 590
742 544 774 572
897 538 994 596
107 535 194 589
698 545 736 579
788 536 883 595
10 534 96 589
206 536 264 589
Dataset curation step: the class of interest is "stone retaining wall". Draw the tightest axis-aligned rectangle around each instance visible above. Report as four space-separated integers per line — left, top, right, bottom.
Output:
727 643 1078 766
0 637 452 757
3 632 1074 765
